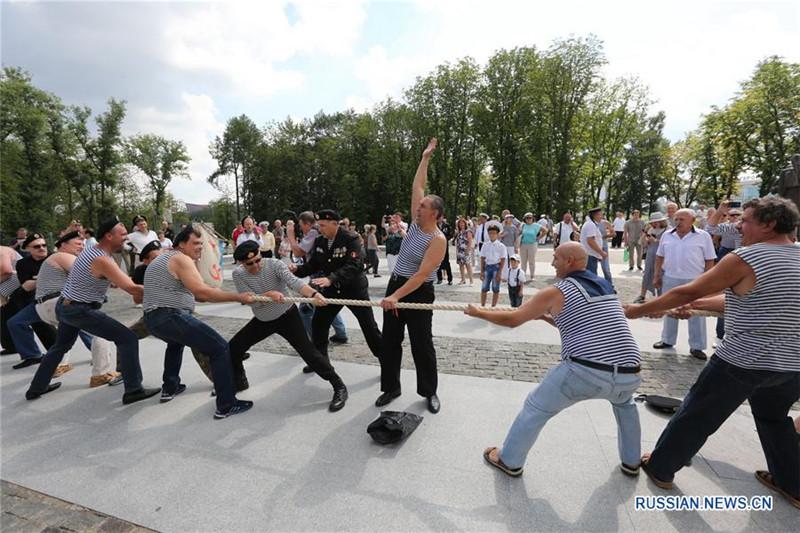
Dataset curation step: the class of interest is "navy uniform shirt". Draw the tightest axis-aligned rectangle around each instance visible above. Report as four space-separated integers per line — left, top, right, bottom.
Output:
293 227 369 298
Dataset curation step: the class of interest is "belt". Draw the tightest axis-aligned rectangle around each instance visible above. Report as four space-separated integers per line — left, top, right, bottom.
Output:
569 357 640 374
36 292 61 305
61 298 102 310
390 273 433 286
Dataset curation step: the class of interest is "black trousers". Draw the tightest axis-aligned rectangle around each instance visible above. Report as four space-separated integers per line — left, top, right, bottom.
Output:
312 288 382 359
380 275 437 397
437 247 452 282
612 231 624 248
229 305 338 381
1 296 56 353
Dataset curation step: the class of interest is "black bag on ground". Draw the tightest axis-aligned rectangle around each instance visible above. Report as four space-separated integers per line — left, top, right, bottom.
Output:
636 394 682 414
367 411 423 445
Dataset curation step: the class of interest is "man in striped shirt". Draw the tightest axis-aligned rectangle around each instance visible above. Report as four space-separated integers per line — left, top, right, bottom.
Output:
229 241 349 412
467 242 642 478
625 196 800 509
378 138 447 414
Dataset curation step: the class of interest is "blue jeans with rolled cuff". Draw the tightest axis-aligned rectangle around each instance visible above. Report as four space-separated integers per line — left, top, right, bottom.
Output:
481 263 501 293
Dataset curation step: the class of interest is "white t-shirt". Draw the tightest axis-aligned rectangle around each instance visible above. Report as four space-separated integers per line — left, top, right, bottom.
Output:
656 228 716 279
507 266 527 287
127 230 158 254
480 240 507 265
613 217 627 232
580 220 604 259
554 221 575 243
236 231 263 248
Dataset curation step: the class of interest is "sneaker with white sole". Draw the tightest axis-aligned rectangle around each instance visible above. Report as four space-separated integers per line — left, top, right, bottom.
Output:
214 399 254 419
160 383 187 403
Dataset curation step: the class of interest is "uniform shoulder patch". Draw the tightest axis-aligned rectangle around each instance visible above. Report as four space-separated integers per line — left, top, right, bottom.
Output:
350 251 359 258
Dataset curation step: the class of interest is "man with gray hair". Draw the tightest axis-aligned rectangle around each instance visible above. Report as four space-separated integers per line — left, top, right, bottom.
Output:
651 208 716 360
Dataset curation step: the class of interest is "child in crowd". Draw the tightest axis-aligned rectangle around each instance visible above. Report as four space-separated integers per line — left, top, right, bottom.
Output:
506 254 526 308
479 221 506 307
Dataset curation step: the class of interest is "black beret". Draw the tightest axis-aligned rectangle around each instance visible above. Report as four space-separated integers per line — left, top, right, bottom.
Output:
97 216 121 240
315 209 341 222
172 223 196 247
22 233 45 249
132 214 147 226
233 240 260 262
139 240 162 262
55 231 82 248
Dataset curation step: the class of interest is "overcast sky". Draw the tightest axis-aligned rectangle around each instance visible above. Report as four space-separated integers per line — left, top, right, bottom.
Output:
2 0 798 205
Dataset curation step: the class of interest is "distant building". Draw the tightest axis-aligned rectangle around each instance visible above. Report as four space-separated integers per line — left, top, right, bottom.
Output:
735 172 761 203
184 203 208 215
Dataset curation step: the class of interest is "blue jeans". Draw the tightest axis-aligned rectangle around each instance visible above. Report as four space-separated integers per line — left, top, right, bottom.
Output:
144 308 236 411
481 263 501 293
9 302 93 359
299 304 347 340
660 275 706 350
586 256 599 275
601 245 613 285
499 359 641 469
647 356 800 495
29 299 143 394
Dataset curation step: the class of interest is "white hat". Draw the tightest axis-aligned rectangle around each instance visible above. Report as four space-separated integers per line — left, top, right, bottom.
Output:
486 220 503 232
647 212 666 223
510 253 521 262
259 221 269 227
523 212 533 219
504 214 514 219
479 212 489 218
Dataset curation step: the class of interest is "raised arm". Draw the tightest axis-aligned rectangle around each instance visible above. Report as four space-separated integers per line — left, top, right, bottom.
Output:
410 138 437 223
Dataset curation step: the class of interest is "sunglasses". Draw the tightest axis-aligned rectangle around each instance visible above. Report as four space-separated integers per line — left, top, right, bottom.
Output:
244 256 262 266
30 243 47 249
728 214 741 217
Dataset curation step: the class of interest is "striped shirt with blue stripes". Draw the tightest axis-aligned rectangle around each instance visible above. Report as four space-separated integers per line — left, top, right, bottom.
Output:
553 277 641 367
0 250 22 297
392 223 441 282
61 246 111 303
233 259 306 322
716 243 800 372
35 257 68 299
143 250 196 312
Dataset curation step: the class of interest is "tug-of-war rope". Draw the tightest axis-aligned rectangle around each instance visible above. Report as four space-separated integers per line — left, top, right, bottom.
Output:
249 295 723 318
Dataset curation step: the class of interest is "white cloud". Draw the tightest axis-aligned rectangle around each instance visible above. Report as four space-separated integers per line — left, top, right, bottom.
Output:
126 92 225 204
163 1 368 100
345 45 431 109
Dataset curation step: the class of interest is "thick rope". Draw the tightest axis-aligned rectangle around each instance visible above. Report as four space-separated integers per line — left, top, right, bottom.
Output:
249 295 723 317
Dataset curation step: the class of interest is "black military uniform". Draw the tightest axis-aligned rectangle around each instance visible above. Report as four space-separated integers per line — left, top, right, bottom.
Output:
294 210 382 359
436 219 453 284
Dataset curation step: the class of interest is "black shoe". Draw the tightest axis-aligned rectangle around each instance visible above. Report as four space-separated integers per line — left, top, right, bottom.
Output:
242 352 251 361
436 280 443 285
0 349 18 356
628 267 634 271
427 394 441 414
235 373 250 392
448 281 453 285
215 399 254 419
329 383 348 412
652 341 674 349
637 266 643 271
373 274 381 278
122 387 162 405
302 365 314 374
375 390 401 407
690 349 708 361
329 335 348 344
13 357 42 369
25 382 61 400
160 384 187 403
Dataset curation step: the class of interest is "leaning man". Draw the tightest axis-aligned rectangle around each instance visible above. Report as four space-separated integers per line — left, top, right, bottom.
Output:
625 196 800 509
468 242 642 477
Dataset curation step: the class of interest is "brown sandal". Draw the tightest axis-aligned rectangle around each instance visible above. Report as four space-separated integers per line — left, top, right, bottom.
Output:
641 453 674 490
755 470 800 509
483 446 523 477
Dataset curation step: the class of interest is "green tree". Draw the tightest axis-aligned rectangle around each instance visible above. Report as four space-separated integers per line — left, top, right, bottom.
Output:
208 115 262 220
125 134 190 224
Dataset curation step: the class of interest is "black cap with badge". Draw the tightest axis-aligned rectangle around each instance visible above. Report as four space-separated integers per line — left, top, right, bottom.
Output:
315 209 341 222
22 233 45 249
139 240 162 262
55 231 82 248
233 240 260 262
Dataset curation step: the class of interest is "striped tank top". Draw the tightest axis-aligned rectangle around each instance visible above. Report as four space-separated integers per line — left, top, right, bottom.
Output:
553 277 641 367
35 258 68 299
716 243 800 372
0 250 22 297
143 250 196 312
393 223 442 282
61 246 111 303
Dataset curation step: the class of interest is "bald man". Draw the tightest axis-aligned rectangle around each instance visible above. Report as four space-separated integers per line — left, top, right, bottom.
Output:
466 242 643 478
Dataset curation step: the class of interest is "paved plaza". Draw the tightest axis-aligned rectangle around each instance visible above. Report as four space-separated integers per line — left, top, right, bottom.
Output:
1 248 797 532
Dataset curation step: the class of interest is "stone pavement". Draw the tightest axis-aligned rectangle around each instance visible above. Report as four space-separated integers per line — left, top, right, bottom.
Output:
1 248 797 532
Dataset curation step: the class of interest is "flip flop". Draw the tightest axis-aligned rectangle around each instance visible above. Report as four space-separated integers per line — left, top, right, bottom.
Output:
641 453 673 490
483 446 523 477
755 470 800 509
